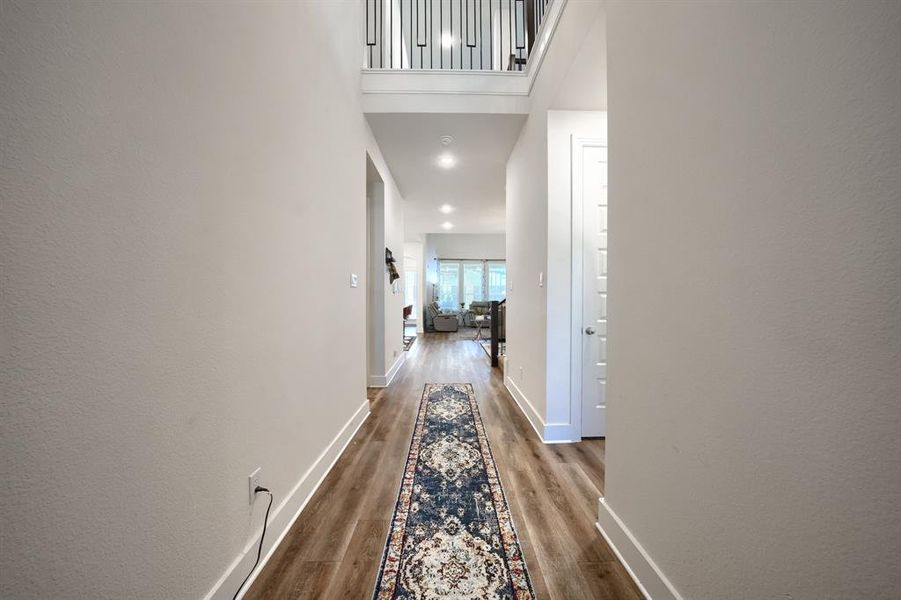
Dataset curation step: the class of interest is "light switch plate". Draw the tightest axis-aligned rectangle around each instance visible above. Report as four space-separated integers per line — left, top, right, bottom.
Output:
538 272 544 287
350 273 358 288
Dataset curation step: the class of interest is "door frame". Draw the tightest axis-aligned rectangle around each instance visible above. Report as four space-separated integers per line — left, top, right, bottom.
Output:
570 136 608 439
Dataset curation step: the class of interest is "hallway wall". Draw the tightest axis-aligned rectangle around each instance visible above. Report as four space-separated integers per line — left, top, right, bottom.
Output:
604 2 901 598
0 2 403 599
380 166 407 384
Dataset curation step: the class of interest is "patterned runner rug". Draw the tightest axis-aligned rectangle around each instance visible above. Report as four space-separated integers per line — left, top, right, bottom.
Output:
373 383 535 599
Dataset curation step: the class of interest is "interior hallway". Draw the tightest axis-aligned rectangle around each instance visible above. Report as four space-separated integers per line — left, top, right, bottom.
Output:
246 331 641 599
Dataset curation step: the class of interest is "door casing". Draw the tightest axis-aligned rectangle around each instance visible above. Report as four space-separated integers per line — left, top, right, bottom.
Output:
570 136 608 439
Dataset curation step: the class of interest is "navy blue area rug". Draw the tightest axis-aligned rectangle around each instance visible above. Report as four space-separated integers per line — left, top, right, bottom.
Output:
373 383 535 599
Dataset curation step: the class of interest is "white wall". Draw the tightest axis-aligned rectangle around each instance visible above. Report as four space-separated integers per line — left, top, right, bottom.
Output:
367 174 386 381
603 2 901 598
0 2 403 598
427 233 506 260
382 167 406 379
504 0 607 440
506 111 550 423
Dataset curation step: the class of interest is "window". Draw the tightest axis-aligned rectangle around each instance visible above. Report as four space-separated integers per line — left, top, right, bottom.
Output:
438 262 460 309
462 262 485 307
487 262 507 301
437 259 506 308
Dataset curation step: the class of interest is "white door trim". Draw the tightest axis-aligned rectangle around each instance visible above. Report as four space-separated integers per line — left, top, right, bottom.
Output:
570 136 608 439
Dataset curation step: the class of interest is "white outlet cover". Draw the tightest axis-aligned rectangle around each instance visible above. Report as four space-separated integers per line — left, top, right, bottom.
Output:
350 273 358 288
248 467 262 504
538 272 544 287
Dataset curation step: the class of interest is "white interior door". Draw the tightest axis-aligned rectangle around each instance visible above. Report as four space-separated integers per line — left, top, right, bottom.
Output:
579 144 608 437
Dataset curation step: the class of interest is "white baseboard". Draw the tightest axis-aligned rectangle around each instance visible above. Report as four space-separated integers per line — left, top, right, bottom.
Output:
368 352 406 387
542 421 577 443
504 375 545 439
504 376 576 444
205 399 371 600
596 497 683 600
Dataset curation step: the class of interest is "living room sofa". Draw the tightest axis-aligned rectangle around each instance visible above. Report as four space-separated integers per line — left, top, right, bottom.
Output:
425 301 459 332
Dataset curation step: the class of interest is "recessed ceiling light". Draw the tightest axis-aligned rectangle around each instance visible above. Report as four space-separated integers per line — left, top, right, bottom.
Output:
441 221 454 230
437 153 456 169
441 33 454 48
440 204 454 214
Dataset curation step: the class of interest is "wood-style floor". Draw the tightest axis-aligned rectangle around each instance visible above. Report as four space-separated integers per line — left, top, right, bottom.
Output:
245 330 641 599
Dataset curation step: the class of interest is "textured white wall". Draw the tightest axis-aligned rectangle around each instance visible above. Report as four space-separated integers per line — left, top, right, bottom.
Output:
605 2 901 598
0 2 402 598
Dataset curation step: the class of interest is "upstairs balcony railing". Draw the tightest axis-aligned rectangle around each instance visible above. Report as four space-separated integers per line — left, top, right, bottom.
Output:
364 0 552 71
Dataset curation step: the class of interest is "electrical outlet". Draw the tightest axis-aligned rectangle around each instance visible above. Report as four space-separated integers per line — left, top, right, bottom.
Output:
248 467 262 504
519 366 524 380
350 273 358 288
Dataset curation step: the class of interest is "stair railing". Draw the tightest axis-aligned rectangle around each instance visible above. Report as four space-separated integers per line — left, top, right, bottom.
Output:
364 0 552 71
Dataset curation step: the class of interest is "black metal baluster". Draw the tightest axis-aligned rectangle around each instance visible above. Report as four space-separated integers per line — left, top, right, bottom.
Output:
479 0 483 70
365 0 372 67
465 0 473 69
449 0 453 69
516 0 524 70
429 0 433 69
500 0 504 70
508 0 512 70
489 0 493 70
417 0 425 69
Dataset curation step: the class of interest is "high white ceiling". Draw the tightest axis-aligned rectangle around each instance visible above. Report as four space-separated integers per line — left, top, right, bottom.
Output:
366 113 526 239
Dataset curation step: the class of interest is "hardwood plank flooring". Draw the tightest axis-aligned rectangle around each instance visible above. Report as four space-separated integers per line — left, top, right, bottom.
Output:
245 331 641 599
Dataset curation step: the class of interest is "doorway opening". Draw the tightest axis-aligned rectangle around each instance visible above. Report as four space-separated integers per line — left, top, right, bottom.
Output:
366 154 386 388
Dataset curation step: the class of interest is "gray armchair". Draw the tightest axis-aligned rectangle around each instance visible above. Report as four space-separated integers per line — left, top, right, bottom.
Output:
425 301 459 332
465 301 491 327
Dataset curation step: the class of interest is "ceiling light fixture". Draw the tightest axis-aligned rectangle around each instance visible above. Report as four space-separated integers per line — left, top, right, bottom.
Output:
441 33 454 48
441 222 454 230
437 153 456 169
440 204 454 214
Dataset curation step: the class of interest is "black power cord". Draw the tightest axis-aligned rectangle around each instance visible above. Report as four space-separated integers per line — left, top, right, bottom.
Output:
233 486 273 600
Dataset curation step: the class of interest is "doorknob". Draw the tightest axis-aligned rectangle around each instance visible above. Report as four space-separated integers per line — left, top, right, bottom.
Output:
584 327 596 335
